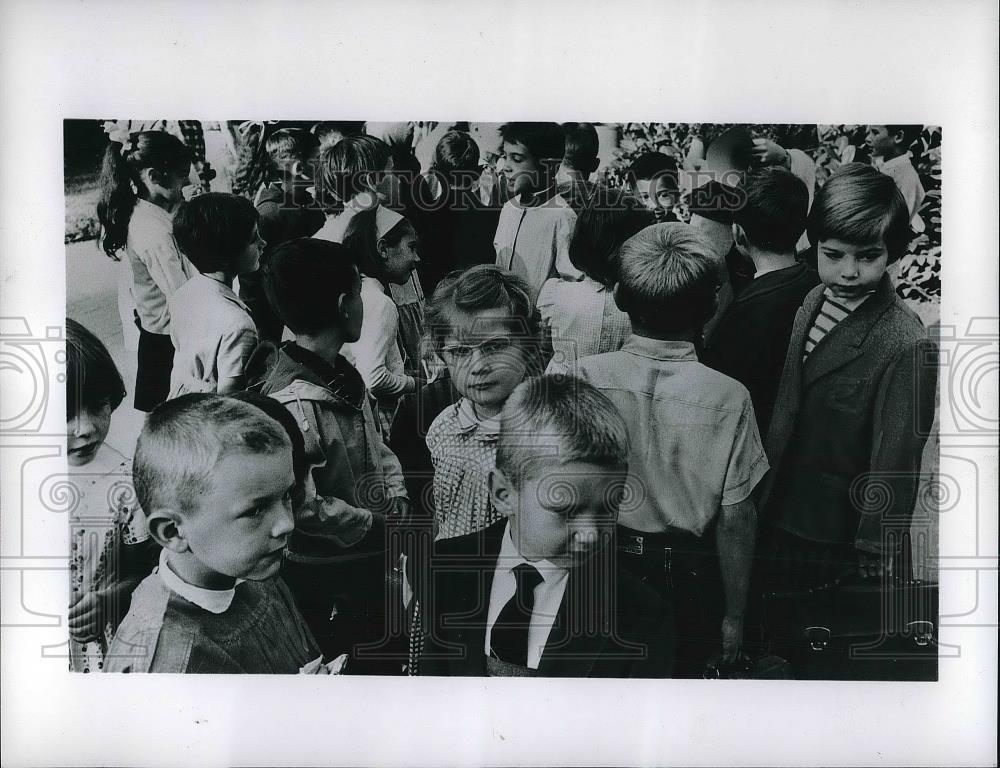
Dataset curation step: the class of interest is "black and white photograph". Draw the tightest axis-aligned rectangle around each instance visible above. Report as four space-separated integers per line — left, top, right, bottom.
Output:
2 2 996 766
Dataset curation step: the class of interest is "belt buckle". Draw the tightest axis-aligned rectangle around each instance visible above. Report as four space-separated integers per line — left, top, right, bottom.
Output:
619 534 644 556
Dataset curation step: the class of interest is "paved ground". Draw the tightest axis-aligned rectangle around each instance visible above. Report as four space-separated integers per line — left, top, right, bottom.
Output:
66 237 941 579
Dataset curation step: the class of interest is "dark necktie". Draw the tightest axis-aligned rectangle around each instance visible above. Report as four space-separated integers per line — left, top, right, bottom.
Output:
491 563 544 667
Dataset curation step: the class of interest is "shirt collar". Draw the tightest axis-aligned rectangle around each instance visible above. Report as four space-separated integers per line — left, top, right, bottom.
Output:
875 151 912 171
498 521 566 585
197 273 250 311
157 549 243 614
454 397 502 442
620 334 698 362
134 198 175 226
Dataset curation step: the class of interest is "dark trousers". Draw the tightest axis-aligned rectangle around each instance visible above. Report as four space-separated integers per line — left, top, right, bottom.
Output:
280 522 408 676
134 318 174 412
616 524 722 678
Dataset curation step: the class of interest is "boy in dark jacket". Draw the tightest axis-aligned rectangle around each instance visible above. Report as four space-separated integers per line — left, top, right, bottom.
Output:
759 164 937 588
702 167 820 435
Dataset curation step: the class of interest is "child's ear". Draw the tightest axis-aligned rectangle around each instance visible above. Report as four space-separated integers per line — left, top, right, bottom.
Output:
488 468 516 518
375 236 390 262
337 292 355 325
732 223 749 254
146 508 189 554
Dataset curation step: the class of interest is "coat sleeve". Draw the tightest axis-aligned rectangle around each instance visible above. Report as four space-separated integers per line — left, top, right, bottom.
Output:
854 337 937 553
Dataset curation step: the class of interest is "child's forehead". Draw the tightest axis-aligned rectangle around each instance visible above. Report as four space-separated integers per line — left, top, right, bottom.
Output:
445 307 521 339
502 139 531 157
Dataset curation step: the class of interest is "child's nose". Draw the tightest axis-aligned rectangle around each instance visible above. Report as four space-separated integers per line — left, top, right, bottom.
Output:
273 504 295 538
70 413 95 438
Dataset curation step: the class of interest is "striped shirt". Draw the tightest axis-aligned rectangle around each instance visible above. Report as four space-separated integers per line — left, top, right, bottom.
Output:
803 289 872 360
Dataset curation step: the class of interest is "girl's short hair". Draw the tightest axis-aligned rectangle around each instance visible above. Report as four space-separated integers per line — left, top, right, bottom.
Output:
264 237 359 336
615 223 719 333
426 265 544 372
807 162 912 263
341 209 414 281
66 317 126 420
97 130 192 259
232 126 319 199
313 121 367 152
172 193 260 274
569 190 656 287
433 130 481 177
499 122 565 163
318 134 391 206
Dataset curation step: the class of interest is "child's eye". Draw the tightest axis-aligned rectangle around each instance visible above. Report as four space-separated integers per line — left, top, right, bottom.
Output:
822 251 843 260
443 344 473 359
481 337 513 355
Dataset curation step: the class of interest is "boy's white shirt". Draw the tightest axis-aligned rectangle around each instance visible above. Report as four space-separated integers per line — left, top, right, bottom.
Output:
156 548 242 614
874 151 926 232
485 521 569 669
341 276 413 398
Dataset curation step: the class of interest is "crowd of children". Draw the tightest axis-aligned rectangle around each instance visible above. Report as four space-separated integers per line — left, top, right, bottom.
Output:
71 121 935 677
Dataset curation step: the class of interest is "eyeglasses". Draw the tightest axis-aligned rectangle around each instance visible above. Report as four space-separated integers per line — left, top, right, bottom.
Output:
441 336 514 360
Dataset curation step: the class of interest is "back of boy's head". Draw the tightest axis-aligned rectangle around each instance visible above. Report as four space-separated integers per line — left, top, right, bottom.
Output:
499 122 566 163
173 192 259 274
807 162 912 263
561 122 600 173
884 124 923 151
319 134 391 205
433 130 481 178
733 167 809 253
614 223 719 333
496 374 630 489
313 121 366 151
426 264 539 351
133 394 290 516
568 190 656 287
627 152 679 187
66 317 126 420
264 237 358 335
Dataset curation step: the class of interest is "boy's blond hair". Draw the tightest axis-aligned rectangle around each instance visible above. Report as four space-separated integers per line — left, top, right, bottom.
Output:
614 223 719 333
496 375 630 489
133 394 290 515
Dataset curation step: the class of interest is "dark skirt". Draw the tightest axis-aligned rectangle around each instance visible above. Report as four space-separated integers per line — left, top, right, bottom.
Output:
134 320 174 412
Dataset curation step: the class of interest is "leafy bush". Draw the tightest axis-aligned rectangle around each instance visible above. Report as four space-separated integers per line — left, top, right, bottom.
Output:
605 123 942 304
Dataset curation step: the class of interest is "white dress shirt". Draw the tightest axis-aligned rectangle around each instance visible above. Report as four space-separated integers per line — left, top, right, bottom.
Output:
485 522 569 669
156 549 243 614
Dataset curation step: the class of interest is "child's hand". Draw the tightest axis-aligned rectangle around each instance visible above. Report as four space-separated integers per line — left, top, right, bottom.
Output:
68 590 106 643
389 496 413 527
751 138 791 169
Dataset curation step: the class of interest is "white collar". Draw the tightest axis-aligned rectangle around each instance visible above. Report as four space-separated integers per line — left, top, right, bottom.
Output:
875 151 912 171
157 549 243 614
497 521 566 585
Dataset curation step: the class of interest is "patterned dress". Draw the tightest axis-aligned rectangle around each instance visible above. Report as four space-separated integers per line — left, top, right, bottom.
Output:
69 444 149 672
425 399 504 540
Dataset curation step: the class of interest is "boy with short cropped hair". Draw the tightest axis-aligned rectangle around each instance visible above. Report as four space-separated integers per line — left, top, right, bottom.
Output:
702 168 820 435
577 222 769 678
105 395 321 673
494 122 583 300
759 163 937 590
253 237 410 671
414 375 673 677
866 124 925 233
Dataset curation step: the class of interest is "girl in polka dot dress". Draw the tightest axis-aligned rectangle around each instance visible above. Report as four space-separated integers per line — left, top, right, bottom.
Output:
66 319 157 672
423 266 547 540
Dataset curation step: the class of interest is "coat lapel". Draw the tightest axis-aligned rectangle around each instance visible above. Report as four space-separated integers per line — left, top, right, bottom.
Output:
536 551 613 677
801 276 895 387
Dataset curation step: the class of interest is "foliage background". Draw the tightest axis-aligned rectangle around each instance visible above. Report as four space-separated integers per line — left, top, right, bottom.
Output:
604 123 942 306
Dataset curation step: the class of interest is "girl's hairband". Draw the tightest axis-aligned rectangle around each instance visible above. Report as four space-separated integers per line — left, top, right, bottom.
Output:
375 205 405 239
